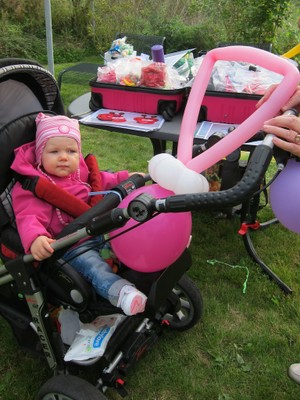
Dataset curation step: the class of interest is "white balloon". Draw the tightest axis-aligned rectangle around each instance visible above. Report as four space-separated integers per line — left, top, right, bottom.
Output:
154 158 185 190
148 153 173 181
148 153 209 195
173 169 209 194
148 153 186 184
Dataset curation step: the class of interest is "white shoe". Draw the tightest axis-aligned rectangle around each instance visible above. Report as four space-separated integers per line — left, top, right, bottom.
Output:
118 285 147 316
288 363 300 384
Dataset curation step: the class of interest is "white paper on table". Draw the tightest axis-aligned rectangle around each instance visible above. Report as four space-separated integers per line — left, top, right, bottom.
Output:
80 108 165 132
194 121 262 146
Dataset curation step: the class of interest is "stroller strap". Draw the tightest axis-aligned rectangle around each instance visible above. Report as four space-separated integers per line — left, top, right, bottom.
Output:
85 153 104 206
15 154 104 219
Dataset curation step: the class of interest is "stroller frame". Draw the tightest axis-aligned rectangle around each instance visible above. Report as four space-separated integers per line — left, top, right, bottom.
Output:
0 58 203 399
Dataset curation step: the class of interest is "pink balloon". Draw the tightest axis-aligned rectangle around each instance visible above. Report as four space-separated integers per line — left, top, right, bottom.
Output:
177 46 300 173
109 184 192 272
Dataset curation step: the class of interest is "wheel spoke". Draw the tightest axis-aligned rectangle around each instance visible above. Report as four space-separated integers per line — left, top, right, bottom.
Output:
163 313 174 322
176 310 186 320
172 288 182 296
179 298 190 309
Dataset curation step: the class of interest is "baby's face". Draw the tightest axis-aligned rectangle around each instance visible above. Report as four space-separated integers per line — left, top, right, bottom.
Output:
41 137 80 177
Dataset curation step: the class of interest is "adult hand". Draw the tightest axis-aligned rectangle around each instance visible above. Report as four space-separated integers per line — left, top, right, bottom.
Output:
256 84 300 113
30 235 55 261
263 114 300 158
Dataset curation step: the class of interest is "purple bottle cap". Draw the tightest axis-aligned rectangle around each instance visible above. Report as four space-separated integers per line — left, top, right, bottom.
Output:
151 45 165 63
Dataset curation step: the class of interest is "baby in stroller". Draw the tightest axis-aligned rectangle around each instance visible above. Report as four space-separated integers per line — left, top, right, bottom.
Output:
11 112 147 316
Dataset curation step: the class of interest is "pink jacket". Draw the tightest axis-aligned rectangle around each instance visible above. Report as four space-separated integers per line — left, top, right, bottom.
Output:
11 141 129 253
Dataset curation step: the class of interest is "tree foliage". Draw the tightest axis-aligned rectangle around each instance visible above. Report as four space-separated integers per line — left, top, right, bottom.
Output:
215 0 291 43
0 0 298 63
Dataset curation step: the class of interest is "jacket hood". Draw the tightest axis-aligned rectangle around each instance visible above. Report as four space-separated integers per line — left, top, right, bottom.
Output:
11 140 89 181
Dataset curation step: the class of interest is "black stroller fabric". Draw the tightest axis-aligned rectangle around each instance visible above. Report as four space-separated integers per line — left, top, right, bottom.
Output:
0 58 64 127
0 59 64 256
0 58 64 190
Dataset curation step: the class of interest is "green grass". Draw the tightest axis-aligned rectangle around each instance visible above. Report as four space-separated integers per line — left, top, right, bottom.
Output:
1 66 300 400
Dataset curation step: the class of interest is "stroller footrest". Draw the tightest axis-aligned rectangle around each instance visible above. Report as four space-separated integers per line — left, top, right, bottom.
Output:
99 319 161 394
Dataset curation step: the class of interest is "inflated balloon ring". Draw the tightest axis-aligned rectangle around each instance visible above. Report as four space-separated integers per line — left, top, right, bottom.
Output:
148 46 299 194
177 46 300 173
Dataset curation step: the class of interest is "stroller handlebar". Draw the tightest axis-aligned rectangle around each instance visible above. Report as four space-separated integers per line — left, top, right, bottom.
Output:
88 133 275 230
155 108 296 214
156 139 273 213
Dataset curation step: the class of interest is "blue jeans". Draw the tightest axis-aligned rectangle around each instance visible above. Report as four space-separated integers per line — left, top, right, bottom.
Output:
62 236 130 306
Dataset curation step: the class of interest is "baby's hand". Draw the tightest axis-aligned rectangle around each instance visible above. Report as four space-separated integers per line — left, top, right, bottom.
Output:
30 235 55 261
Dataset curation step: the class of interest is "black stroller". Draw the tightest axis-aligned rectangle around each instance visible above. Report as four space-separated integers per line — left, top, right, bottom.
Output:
0 57 290 399
0 59 204 399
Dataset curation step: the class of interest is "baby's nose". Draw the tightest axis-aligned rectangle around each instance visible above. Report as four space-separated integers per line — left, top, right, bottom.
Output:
59 151 68 159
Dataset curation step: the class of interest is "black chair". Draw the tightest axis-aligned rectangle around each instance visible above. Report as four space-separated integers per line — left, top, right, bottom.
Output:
57 62 99 91
115 33 166 55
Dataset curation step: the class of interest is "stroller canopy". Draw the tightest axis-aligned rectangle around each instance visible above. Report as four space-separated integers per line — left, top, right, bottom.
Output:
0 58 65 197
0 58 64 128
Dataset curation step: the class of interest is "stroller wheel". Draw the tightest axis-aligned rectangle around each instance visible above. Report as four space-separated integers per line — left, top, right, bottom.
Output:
36 375 108 400
163 274 203 331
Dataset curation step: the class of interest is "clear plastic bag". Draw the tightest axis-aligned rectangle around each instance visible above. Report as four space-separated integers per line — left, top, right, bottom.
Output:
209 60 283 94
58 308 81 346
64 314 126 361
97 65 117 83
98 57 184 89
116 57 143 86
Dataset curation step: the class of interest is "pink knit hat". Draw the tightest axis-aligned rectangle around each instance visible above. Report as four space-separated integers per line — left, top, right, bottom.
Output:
35 112 81 165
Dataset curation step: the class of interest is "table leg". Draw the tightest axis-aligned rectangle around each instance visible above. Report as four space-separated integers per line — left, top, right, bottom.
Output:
150 138 166 155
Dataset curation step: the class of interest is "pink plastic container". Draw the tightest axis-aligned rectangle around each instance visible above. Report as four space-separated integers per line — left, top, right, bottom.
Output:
89 79 186 120
201 90 262 124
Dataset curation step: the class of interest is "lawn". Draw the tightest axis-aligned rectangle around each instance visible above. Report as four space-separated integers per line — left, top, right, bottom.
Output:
1 61 300 400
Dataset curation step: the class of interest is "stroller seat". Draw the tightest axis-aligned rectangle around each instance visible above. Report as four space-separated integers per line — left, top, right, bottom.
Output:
0 104 194 316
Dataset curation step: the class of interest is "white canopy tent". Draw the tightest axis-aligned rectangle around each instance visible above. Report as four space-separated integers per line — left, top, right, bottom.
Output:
44 1 96 75
44 0 54 75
